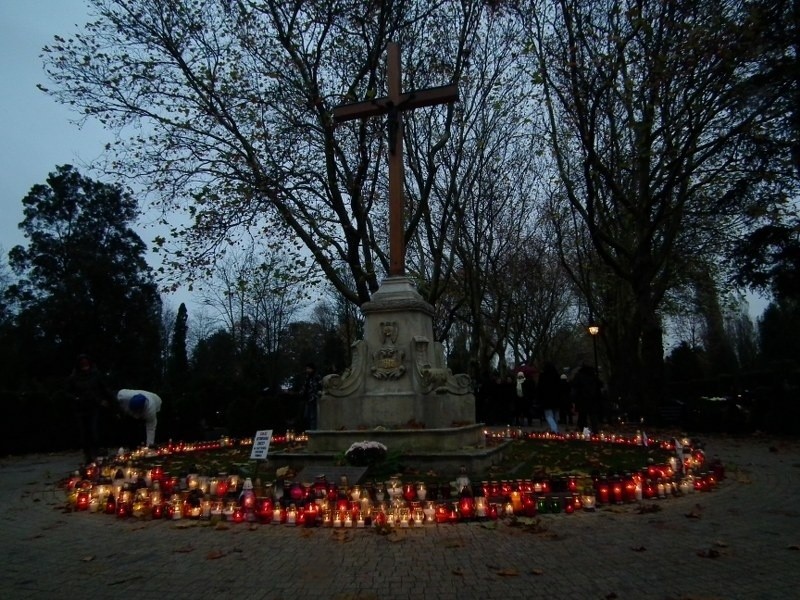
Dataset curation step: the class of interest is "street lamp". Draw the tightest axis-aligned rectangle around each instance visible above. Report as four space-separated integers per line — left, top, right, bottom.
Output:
588 323 600 374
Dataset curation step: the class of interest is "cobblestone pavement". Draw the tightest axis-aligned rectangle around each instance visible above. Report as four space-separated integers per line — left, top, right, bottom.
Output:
1 432 798 600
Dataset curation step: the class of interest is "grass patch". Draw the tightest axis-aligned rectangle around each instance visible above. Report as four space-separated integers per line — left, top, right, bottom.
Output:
113 438 672 486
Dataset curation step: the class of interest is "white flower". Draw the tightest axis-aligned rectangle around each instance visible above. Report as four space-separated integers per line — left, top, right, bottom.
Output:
346 440 388 455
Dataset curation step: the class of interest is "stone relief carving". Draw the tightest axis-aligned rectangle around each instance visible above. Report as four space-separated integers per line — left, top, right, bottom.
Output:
371 321 406 380
411 336 471 395
322 340 367 397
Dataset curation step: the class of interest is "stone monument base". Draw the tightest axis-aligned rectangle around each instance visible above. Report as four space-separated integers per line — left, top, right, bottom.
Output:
269 425 510 478
306 423 485 453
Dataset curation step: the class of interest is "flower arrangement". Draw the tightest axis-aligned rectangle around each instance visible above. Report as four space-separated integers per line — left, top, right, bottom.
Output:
344 440 388 467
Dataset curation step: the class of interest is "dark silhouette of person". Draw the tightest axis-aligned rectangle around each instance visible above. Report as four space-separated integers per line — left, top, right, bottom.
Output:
572 363 601 434
66 354 112 463
559 370 574 426
538 362 561 433
302 362 322 430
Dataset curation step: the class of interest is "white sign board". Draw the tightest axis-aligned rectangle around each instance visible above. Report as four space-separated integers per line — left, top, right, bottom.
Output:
250 429 273 460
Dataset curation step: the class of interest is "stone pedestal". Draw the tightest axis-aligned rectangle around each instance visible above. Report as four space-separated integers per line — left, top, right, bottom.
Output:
310 277 478 453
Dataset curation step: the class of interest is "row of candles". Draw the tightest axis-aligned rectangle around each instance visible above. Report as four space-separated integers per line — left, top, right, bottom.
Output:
119 429 672 465
64 430 719 527
65 461 720 528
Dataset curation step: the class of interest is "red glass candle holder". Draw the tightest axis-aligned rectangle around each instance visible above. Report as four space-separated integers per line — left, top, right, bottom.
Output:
643 481 657 499
612 481 624 504
256 498 274 523
522 493 537 517
434 504 449 524
624 479 638 503
76 490 90 511
459 496 475 520
596 482 610 504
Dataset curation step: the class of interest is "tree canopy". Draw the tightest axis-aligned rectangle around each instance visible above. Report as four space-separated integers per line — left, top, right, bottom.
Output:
6 165 162 388
38 0 798 415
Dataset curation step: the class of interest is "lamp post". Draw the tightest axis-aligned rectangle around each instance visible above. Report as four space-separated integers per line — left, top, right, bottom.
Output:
588 323 600 374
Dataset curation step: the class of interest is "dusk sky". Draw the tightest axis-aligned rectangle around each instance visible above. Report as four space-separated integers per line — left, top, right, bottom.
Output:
0 1 768 325
1 0 110 252
0 0 196 310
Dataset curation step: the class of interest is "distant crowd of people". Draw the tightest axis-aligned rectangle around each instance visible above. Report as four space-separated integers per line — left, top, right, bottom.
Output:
476 361 604 434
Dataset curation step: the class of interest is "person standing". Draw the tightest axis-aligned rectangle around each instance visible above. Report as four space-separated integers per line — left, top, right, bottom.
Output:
302 363 322 431
514 371 536 427
559 370 574 426
572 363 601 434
66 354 112 463
116 389 162 448
537 362 561 433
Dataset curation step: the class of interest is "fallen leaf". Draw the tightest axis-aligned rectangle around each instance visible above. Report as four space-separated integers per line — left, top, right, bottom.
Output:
496 568 519 577
530 568 544 576
442 539 464 548
81 555 95 562
686 505 704 519
452 568 464 576
714 540 728 548
206 550 226 560
214 523 230 531
173 545 194 553
108 576 144 586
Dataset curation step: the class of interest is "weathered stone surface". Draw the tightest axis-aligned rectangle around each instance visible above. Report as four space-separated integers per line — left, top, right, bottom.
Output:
317 277 476 433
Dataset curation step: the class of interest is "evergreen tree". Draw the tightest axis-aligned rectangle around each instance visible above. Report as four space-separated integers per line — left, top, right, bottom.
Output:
168 303 189 380
6 165 163 390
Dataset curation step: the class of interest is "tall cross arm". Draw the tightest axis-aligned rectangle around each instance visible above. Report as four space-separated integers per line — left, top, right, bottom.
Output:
332 83 459 124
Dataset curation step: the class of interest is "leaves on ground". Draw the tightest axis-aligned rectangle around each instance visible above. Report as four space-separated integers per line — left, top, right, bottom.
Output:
330 529 353 543
173 545 194 553
205 550 226 560
81 555 95 562
686 504 705 519
530 568 544 576
495 567 520 577
108 575 144 586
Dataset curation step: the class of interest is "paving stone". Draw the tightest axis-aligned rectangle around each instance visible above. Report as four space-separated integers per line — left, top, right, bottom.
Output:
1 432 799 598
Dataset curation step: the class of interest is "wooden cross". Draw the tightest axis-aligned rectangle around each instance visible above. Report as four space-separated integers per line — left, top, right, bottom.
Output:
332 42 458 277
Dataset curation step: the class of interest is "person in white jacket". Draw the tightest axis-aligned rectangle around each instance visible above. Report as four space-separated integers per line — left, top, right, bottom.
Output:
117 389 162 447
